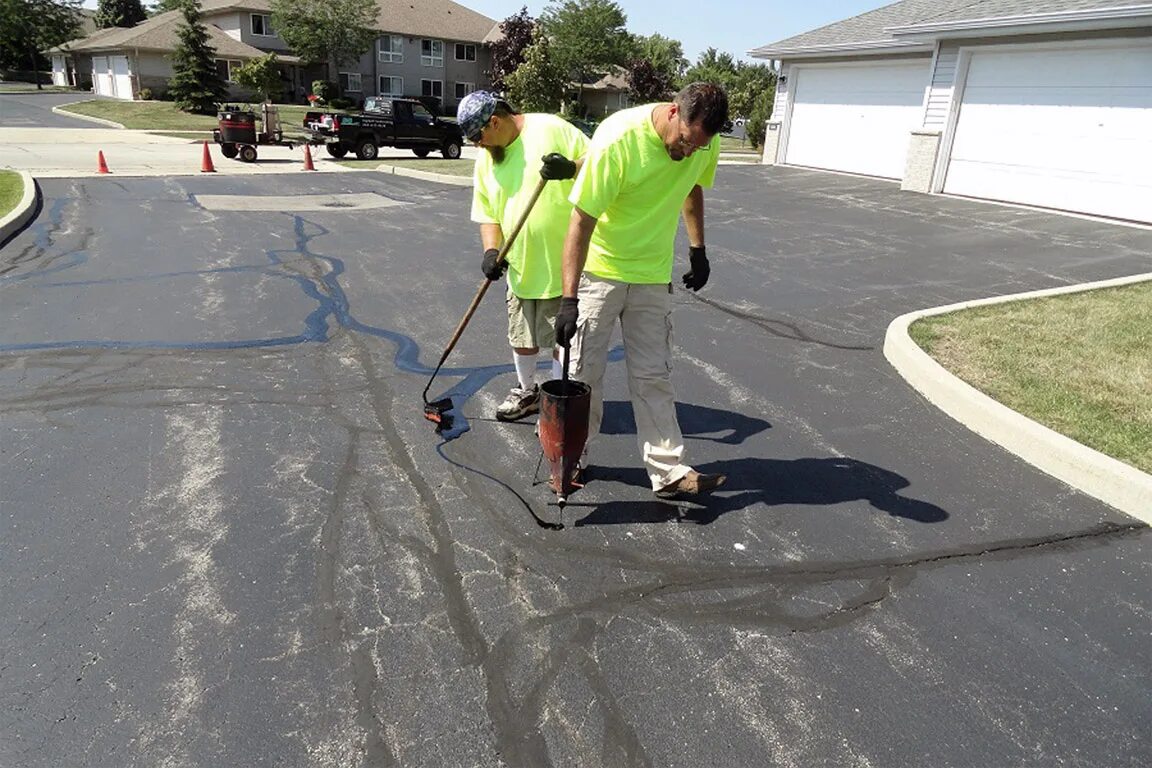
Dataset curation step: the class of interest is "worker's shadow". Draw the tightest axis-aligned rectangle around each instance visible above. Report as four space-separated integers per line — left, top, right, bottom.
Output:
574 455 949 527
599 400 770 446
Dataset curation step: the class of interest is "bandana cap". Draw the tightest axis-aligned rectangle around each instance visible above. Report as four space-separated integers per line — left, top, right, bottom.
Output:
457 91 502 141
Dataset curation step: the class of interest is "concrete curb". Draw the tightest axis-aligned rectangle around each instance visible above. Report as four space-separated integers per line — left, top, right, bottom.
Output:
52 103 125 128
374 163 473 187
0 170 39 247
884 273 1152 523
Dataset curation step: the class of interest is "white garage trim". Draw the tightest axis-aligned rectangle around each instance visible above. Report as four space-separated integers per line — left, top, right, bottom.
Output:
781 58 931 179
936 38 1152 223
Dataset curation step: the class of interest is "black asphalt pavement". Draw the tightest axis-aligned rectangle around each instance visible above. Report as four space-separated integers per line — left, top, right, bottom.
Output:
0 90 109 129
1 166 1149 767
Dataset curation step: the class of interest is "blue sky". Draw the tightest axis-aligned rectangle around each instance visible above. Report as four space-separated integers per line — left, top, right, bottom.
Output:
82 0 887 64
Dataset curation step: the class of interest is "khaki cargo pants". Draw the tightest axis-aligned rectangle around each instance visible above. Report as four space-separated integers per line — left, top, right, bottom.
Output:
569 273 692 491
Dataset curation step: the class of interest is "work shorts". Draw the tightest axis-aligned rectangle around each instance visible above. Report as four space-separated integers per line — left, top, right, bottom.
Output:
506 289 561 349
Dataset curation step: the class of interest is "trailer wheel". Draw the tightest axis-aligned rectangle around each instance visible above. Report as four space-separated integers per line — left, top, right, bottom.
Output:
239 145 258 163
221 143 238 159
441 140 462 160
326 143 348 158
412 148 430 158
355 139 378 161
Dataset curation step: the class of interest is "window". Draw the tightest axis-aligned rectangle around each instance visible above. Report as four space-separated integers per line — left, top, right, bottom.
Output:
421 39 444 67
251 14 273 36
215 59 242 82
421 79 443 99
378 35 402 63
454 82 475 100
379 76 403 97
454 43 476 62
339 72 362 92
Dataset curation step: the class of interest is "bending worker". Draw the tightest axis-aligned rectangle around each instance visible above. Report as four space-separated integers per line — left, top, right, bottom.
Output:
457 91 588 422
554 82 729 498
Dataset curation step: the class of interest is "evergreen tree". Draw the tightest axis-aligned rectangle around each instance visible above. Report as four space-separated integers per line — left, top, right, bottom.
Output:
167 0 227 114
95 0 146 28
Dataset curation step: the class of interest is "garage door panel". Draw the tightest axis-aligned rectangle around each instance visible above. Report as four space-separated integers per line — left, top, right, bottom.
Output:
945 42 1152 223
785 61 928 178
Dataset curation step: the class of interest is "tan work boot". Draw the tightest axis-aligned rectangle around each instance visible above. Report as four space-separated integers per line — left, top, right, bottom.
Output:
655 470 726 499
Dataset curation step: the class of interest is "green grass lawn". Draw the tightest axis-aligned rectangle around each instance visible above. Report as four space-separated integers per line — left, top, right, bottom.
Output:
55 100 318 140
373 158 474 176
910 282 1152 473
0 170 24 220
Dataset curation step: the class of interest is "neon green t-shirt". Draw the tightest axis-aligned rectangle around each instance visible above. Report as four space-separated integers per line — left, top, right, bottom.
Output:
568 104 719 284
470 113 589 299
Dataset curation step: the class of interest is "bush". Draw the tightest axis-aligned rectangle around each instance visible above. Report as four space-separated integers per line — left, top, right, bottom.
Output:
310 80 338 103
329 97 355 110
744 89 773 150
137 87 153 100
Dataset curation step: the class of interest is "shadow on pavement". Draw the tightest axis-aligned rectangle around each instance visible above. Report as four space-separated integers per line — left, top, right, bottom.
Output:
574 455 950 527
600 400 771 445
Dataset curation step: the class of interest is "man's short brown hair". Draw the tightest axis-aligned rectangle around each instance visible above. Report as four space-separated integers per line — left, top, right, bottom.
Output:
675 82 729 136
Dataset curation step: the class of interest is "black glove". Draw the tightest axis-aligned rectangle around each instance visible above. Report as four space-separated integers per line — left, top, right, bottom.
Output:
540 153 577 181
481 248 505 281
554 296 579 347
681 245 710 292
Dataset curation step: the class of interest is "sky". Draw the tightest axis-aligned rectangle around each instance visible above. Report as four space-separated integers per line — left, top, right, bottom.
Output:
80 0 888 64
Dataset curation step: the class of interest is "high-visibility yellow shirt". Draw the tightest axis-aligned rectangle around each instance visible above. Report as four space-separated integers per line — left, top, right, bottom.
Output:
471 113 589 299
569 104 719 284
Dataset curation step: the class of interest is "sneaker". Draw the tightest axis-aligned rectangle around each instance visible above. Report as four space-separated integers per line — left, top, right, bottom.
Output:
496 384 540 421
655 470 726 499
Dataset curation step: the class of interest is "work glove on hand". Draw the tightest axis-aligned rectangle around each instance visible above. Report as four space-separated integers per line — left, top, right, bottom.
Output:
540 153 577 181
681 245 710 292
481 248 505 281
554 297 579 347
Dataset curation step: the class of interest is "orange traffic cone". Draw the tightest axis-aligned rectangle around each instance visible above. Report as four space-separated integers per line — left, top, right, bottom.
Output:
97 150 110 174
302 144 315 171
200 141 216 173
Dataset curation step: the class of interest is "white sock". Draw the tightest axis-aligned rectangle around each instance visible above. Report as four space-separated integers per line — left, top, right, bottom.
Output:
551 356 563 381
513 352 536 390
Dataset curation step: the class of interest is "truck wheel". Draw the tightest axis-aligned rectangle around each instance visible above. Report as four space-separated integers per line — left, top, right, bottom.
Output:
239 145 257 163
326 143 348 159
412 148 430 158
441 140 462 160
355 139 378 161
221 143 238 159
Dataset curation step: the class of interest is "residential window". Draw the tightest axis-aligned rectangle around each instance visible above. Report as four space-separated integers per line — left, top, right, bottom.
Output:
378 35 402 63
421 79 443 99
339 72 362 92
215 59 242 83
454 43 476 62
251 14 273 36
379 75 403 97
454 81 475 100
421 39 444 67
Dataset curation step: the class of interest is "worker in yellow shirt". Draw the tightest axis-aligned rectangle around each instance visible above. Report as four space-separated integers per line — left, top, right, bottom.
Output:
554 83 729 498
458 91 589 421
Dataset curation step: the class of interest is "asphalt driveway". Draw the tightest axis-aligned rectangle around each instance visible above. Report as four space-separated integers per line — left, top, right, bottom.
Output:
1 165 1149 767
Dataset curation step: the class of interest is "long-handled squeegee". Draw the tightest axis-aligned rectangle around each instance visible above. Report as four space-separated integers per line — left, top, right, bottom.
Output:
422 176 549 427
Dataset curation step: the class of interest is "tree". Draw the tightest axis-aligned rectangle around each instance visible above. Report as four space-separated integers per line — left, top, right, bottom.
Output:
149 0 186 13
167 0 227 114
505 29 566 113
728 61 776 124
540 0 632 104
233 53 284 102
681 47 738 90
269 0 378 89
635 33 685 83
0 0 82 88
486 6 535 93
95 0 146 28
625 58 673 103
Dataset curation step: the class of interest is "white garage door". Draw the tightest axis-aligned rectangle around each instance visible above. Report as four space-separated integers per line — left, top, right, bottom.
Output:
784 60 929 178
92 56 113 97
944 42 1152 223
111 55 133 100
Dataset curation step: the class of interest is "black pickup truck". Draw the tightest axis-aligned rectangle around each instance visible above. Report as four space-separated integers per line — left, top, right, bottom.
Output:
304 97 465 161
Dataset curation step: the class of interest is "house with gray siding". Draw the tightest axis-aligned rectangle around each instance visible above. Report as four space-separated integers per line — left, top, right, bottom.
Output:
750 0 1152 223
